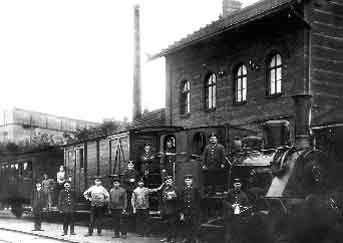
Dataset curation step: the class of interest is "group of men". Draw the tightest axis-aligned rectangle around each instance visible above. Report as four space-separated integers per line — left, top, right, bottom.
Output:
30 133 250 242
31 165 70 232
80 168 201 243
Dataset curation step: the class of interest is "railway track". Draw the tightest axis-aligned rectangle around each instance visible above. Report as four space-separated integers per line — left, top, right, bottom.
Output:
0 228 78 243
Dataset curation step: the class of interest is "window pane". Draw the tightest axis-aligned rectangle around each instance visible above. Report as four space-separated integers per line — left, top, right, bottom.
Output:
237 91 242 102
242 88 247 101
207 87 212 108
237 77 241 90
270 79 275 94
213 86 216 108
276 79 282 93
276 67 282 82
242 65 247 75
243 77 247 101
212 74 216 84
242 77 247 90
187 93 190 113
276 54 282 66
270 56 276 68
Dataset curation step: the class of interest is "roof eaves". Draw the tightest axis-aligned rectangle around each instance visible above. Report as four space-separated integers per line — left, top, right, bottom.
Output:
150 0 295 60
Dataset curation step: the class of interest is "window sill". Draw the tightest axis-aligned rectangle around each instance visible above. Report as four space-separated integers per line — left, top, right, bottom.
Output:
233 100 247 106
266 93 283 99
180 113 191 119
205 108 216 113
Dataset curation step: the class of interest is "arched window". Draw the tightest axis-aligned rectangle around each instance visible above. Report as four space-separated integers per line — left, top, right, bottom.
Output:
268 53 282 95
180 80 190 114
205 73 216 110
234 64 247 103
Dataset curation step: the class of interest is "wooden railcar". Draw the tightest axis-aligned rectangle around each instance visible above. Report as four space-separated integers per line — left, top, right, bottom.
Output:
0 148 63 217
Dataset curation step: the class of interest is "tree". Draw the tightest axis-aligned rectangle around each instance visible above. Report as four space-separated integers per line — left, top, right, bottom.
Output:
64 119 130 144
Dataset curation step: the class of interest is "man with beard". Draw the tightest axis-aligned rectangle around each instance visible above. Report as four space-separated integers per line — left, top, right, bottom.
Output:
202 133 227 194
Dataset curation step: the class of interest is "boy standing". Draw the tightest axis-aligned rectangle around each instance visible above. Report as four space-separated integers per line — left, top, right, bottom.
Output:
131 179 163 237
31 181 46 231
58 181 76 236
109 175 128 239
180 174 201 243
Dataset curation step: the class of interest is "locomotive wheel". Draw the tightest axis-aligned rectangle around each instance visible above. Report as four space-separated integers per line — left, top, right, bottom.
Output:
11 204 23 218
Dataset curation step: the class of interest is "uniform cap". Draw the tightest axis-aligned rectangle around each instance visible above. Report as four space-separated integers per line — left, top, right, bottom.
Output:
233 178 241 184
92 175 103 180
109 174 120 182
184 174 193 179
209 132 217 138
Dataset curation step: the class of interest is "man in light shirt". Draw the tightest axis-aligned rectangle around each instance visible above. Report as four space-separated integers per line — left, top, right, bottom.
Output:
131 179 163 237
83 176 110 236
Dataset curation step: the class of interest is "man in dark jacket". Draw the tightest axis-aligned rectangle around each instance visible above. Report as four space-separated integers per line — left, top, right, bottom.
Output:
122 161 139 213
160 176 178 243
58 181 77 236
202 133 227 194
223 178 250 243
180 174 201 243
109 175 128 239
160 138 176 180
31 181 46 231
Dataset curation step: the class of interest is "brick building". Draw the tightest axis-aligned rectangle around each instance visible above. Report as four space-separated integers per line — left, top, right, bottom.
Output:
151 0 343 157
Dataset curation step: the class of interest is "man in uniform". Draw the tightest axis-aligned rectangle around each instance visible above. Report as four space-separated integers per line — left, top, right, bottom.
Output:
180 174 201 243
58 181 76 236
140 144 156 178
160 138 176 180
122 161 139 208
109 175 128 239
202 133 227 194
83 176 110 236
223 178 250 243
160 176 178 243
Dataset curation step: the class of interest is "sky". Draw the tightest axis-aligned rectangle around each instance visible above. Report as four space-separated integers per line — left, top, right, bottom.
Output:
0 0 259 123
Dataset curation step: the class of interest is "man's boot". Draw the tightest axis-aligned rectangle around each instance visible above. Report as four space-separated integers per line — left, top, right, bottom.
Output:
70 225 76 235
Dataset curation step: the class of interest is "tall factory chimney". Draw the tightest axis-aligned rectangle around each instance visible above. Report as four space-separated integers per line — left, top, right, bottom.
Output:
222 0 242 17
133 4 142 121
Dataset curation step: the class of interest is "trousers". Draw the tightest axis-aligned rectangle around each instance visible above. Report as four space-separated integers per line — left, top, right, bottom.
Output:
164 213 178 241
33 210 42 230
88 206 105 234
111 209 127 235
135 209 150 235
63 212 75 234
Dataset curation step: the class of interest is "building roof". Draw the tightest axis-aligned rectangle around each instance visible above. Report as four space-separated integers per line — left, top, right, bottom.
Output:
151 0 295 59
131 108 166 128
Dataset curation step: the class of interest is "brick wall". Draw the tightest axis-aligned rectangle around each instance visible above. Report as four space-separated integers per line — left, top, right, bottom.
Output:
165 14 306 132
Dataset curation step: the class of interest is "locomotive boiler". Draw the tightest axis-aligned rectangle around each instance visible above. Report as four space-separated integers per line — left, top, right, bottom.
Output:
222 95 343 243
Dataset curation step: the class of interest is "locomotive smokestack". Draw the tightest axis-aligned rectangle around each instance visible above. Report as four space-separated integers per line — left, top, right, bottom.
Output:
133 4 142 120
292 94 312 149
